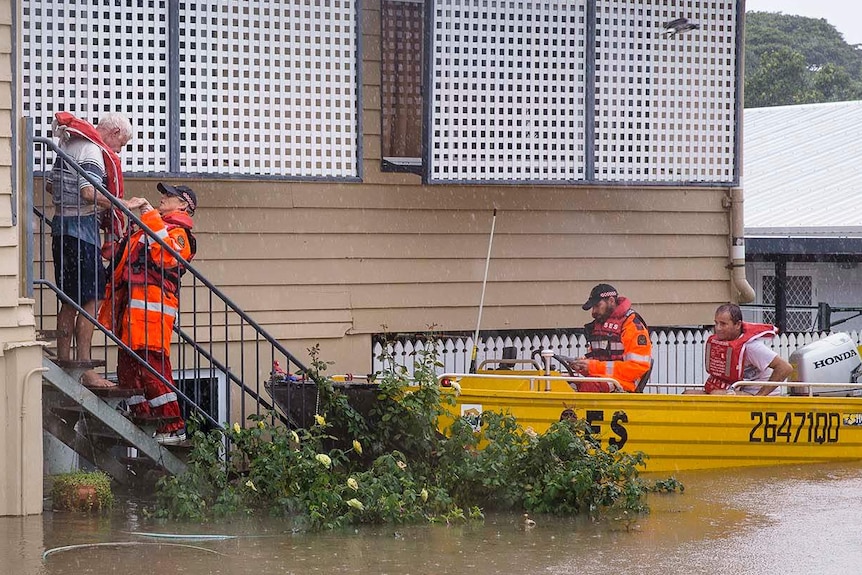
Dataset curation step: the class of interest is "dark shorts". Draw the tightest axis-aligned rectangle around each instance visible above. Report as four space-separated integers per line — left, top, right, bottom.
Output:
52 235 107 306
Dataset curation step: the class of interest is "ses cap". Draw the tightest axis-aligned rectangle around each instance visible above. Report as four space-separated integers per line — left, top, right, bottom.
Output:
157 182 197 214
581 283 618 310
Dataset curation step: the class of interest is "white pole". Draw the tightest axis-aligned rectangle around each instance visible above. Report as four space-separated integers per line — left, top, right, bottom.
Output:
470 209 497 373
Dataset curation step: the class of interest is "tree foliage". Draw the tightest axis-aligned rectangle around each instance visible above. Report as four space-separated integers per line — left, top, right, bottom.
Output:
745 11 862 107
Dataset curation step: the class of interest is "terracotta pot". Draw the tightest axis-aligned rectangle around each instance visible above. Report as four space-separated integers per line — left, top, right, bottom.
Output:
73 485 98 511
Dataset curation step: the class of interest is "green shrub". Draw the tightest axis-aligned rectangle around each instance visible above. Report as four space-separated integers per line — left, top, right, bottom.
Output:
155 341 681 529
51 471 114 513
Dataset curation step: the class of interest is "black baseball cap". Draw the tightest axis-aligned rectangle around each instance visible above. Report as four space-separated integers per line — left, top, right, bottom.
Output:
157 182 197 214
582 283 618 310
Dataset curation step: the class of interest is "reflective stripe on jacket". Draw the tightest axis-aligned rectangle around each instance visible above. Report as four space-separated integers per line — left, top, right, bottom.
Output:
99 209 194 354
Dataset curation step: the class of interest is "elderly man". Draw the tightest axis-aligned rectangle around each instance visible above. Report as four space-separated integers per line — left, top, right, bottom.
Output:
48 112 133 388
568 283 652 392
704 303 793 396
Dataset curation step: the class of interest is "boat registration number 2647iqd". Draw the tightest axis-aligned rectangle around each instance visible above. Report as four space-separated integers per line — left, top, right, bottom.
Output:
748 411 840 444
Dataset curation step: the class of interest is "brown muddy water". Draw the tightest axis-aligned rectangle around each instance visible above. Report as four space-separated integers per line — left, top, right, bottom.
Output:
3 462 862 575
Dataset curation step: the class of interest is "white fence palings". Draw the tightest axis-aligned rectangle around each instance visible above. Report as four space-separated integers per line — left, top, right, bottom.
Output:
372 330 862 394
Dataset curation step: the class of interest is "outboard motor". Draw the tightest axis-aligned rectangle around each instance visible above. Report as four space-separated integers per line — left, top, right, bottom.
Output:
789 333 862 397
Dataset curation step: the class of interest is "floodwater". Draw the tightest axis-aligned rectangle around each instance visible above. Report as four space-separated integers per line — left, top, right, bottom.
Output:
3 463 862 575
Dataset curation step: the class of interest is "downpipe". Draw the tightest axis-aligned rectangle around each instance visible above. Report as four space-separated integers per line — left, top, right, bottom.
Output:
21 366 48 515
727 187 755 303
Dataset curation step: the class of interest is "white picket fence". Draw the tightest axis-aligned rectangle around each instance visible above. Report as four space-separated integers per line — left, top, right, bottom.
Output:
372 330 862 394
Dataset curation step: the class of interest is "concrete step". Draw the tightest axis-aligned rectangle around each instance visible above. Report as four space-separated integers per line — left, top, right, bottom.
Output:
49 404 181 428
37 329 60 342
54 358 107 369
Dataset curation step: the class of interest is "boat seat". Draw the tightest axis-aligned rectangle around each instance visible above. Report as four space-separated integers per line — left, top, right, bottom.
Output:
634 360 653 393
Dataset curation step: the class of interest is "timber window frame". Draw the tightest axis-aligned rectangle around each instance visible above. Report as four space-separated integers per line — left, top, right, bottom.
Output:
380 0 425 173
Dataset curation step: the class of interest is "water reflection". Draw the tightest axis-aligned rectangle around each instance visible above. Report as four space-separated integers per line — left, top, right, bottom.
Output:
4 462 862 575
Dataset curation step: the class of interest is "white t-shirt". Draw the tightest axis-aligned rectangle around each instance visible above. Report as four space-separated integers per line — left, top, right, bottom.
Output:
737 339 779 395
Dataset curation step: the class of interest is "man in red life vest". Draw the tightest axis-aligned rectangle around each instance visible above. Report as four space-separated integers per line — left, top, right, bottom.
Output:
704 303 793 396
47 112 133 388
568 284 652 392
100 183 197 444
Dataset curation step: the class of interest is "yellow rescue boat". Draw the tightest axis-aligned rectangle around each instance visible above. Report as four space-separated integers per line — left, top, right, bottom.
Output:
438 367 862 473
269 333 862 473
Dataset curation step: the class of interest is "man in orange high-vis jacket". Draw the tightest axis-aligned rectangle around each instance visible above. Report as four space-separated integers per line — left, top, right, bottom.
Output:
568 284 652 392
101 183 197 444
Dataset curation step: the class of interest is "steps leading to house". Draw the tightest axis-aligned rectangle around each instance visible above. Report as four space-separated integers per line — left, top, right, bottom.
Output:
41 358 188 482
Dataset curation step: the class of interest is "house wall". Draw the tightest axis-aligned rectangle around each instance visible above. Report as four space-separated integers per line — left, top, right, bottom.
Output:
0 0 44 517
33 174 735 371
25 0 743 439
79 2 736 375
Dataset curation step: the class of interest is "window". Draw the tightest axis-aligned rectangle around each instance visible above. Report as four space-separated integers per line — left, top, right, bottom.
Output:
22 0 170 172
593 0 738 182
419 0 739 184
425 0 588 182
381 0 424 169
760 272 815 332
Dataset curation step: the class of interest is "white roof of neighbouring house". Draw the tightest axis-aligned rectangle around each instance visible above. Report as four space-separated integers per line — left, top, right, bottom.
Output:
744 100 862 237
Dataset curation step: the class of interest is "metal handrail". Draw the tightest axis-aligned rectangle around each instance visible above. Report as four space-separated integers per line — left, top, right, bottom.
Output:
173 326 290 424
476 358 543 371
36 278 222 430
730 380 862 397
34 136 310 376
29 129 316 435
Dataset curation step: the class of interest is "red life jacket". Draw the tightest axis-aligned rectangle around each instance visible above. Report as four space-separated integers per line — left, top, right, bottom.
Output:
704 322 777 392
53 112 126 256
124 213 196 296
584 297 647 361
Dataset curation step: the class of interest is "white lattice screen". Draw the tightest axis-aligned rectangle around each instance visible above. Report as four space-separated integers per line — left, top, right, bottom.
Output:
178 1 358 176
427 0 588 182
593 0 738 182
23 0 359 178
23 0 170 172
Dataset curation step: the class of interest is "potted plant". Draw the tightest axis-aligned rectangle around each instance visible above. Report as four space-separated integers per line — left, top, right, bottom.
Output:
51 471 114 513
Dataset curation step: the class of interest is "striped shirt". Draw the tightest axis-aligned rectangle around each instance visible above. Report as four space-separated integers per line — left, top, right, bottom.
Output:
49 137 106 245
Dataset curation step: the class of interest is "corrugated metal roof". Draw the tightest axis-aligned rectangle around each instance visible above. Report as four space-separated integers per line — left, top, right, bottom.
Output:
744 100 862 236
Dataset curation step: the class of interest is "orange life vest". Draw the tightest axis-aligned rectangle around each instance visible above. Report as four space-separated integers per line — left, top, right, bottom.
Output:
583 297 652 392
100 210 194 354
584 298 647 362
705 322 777 392
122 213 195 296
